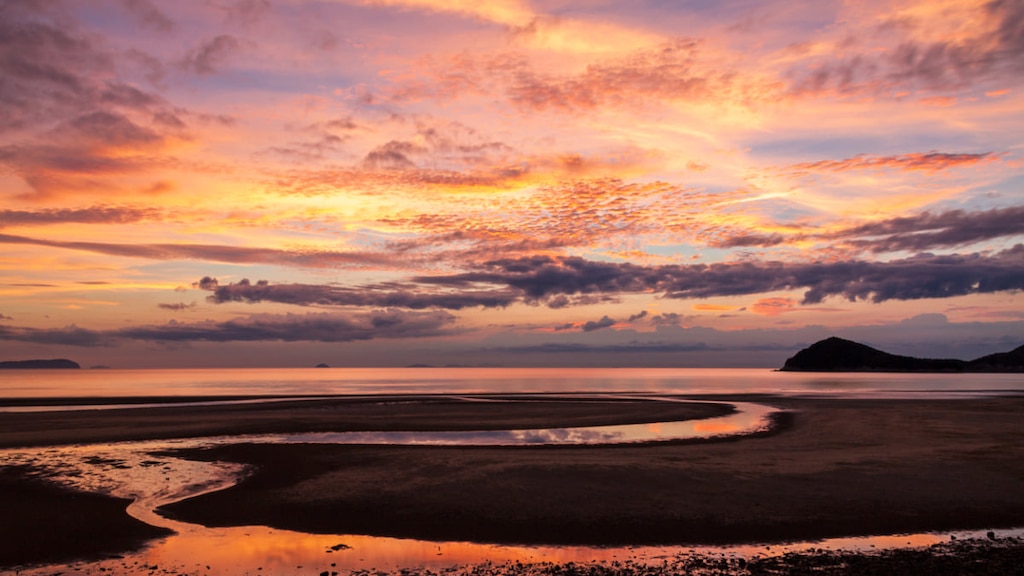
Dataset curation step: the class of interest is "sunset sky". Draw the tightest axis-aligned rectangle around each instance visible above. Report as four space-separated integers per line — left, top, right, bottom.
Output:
1 0 1022 368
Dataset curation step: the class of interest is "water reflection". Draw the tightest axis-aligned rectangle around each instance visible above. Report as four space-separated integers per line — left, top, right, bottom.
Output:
2 367 1022 400
277 401 774 446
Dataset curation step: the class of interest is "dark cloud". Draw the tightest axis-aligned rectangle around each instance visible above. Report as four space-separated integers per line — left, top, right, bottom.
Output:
842 206 1024 253
0 3 173 128
363 140 427 169
650 313 686 327
0 233 389 268
716 206 1024 253
121 0 175 32
581 315 616 332
627 310 648 322
158 302 196 311
198 277 518 310
0 2 109 131
180 35 240 76
420 246 1024 305
0 324 109 347
0 206 160 227
0 313 12 321
0 310 457 346
71 111 164 146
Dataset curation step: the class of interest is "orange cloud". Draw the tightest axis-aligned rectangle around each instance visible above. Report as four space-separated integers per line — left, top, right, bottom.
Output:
750 297 796 316
692 304 737 312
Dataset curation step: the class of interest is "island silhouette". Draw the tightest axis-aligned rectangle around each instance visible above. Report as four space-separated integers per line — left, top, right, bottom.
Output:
781 337 1024 372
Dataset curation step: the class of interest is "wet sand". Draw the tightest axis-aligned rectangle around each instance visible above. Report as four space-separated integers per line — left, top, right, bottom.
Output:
0 466 171 567
0 395 732 448
159 396 1024 546
2 395 1024 572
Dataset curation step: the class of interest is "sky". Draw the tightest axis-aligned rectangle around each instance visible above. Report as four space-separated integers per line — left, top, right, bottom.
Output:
1 0 1022 368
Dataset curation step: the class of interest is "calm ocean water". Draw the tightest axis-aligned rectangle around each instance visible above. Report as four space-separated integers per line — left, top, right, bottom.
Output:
1 367 1022 399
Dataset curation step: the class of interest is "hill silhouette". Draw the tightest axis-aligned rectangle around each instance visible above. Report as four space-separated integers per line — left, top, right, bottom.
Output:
781 337 1024 372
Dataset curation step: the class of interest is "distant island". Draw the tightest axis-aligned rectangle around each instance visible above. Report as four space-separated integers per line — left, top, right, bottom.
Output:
314 363 330 368
781 337 1024 372
0 359 81 369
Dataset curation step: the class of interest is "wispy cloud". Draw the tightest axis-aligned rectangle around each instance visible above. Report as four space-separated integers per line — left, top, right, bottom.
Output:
0 233 389 268
0 206 163 228
787 152 999 174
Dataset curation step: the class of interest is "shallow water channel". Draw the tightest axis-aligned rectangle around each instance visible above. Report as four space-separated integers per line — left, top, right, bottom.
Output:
2 396 1020 575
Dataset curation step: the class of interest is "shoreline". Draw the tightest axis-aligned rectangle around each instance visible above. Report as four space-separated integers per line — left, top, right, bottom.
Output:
2 394 1024 572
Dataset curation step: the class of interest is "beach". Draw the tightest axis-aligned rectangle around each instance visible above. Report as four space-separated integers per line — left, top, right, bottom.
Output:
2 395 1024 573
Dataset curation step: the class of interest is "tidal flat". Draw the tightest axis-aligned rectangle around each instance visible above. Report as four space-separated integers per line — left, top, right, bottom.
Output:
2 394 1023 574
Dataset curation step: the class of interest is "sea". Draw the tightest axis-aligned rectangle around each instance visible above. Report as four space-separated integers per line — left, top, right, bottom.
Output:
2 366 1024 401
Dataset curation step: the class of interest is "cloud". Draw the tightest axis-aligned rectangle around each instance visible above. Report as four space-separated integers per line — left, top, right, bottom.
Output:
0 324 108 346
180 35 240 76
158 302 196 311
716 206 1024 253
384 39 747 112
692 303 736 312
0 313 12 320
0 206 161 228
649 313 687 327
750 297 796 317
198 277 519 309
419 246 1024 305
0 310 457 346
841 206 1024 253
222 0 271 26
363 140 428 169
353 0 534 28
0 4 191 198
0 233 389 268
788 152 998 174
581 315 615 332
627 310 648 322
121 0 175 32
788 0 1024 98
372 178 733 262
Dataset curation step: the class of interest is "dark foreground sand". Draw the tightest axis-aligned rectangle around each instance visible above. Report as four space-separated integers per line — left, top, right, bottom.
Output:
2 395 1024 573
